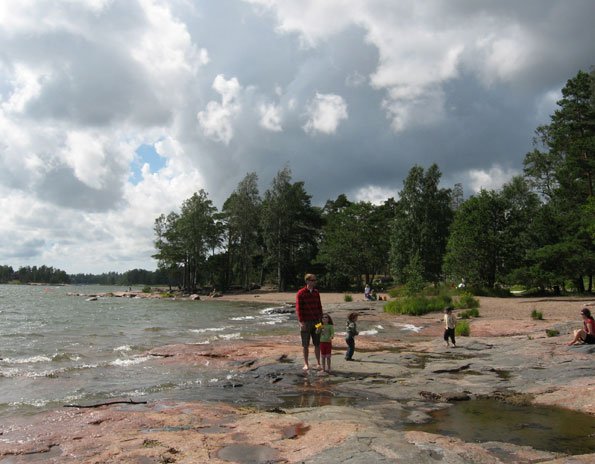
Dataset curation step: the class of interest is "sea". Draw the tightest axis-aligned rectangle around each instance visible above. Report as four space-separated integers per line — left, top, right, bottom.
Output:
0 284 296 422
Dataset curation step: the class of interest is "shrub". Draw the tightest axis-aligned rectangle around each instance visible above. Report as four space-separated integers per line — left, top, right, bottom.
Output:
466 286 511 297
545 329 559 337
531 309 543 320
344 294 353 302
456 291 480 309
456 320 470 337
387 285 406 298
458 308 480 319
142 285 152 293
384 294 451 316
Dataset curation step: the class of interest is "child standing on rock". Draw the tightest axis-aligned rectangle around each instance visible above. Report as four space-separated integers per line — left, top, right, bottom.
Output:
345 312 359 361
444 306 456 348
318 313 335 373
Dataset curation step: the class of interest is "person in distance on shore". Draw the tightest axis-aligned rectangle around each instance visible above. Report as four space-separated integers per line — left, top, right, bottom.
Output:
568 307 595 345
296 273 323 371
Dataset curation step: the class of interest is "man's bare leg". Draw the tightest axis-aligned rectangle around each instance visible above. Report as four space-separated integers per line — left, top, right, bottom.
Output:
314 345 321 369
302 347 310 370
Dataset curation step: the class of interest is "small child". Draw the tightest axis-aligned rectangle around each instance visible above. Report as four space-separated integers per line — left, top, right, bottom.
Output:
318 313 335 373
444 306 456 347
345 312 359 360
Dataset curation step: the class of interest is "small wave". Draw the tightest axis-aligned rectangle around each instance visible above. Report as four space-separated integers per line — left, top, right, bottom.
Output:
51 352 78 362
359 329 378 336
9 398 51 408
114 345 132 352
110 356 152 367
397 323 423 333
3 355 52 364
189 327 227 334
258 320 284 326
0 367 67 378
260 306 293 315
0 367 21 378
229 316 255 321
217 333 241 340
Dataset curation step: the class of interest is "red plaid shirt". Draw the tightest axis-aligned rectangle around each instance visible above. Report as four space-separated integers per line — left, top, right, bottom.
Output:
295 286 322 322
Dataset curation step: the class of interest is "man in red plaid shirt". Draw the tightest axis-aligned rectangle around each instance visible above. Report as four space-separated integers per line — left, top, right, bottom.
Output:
296 273 323 371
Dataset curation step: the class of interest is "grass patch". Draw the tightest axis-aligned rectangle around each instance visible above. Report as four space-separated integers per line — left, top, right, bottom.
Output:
344 294 353 302
454 291 480 309
455 320 470 337
458 308 480 319
142 285 152 293
531 309 544 320
384 294 452 316
545 329 560 337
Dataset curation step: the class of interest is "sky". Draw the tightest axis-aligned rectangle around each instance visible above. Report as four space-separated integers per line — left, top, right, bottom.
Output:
0 0 593 274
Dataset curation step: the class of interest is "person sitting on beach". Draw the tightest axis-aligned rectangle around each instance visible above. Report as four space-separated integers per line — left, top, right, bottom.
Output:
364 284 372 300
568 307 595 345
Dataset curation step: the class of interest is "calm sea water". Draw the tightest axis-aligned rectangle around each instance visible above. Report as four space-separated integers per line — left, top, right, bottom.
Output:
0 284 293 421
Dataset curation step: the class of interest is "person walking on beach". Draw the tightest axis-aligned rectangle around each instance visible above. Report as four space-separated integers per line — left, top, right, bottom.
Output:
345 312 359 361
568 307 595 345
318 313 335 373
296 273 323 371
444 306 456 348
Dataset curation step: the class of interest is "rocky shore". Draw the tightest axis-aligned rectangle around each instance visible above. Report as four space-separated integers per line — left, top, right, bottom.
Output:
1 295 594 463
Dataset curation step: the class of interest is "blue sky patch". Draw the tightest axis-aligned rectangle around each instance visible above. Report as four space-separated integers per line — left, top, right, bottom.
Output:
130 144 166 184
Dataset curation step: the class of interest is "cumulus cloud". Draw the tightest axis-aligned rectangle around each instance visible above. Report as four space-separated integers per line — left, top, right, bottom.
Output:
197 75 242 144
258 103 283 131
303 93 348 134
466 166 521 193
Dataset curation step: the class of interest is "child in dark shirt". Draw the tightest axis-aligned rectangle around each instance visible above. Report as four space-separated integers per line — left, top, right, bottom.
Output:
345 312 359 361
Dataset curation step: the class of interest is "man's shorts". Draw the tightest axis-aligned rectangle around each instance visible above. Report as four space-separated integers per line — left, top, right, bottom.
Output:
300 320 321 348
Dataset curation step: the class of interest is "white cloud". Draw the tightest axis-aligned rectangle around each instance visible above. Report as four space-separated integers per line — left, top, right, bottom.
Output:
466 166 520 193
259 103 283 131
353 185 399 205
303 92 347 135
197 74 242 144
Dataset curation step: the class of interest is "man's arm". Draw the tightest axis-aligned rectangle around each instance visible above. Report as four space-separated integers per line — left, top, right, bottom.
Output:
295 289 303 323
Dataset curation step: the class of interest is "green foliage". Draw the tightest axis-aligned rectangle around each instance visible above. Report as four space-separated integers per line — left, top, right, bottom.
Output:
344 294 353 302
221 172 262 290
458 308 480 319
153 189 220 293
522 70 595 292
545 329 560 337
455 291 480 309
261 167 321 291
317 197 391 290
2 265 70 284
403 253 425 296
384 294 451 316
142 285 152 293
455 320 470 337
531 309 544 320
390 164 453 284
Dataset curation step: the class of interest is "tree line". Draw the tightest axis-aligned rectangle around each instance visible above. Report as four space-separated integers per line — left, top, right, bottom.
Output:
154 70 593 295
0 265 169 286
